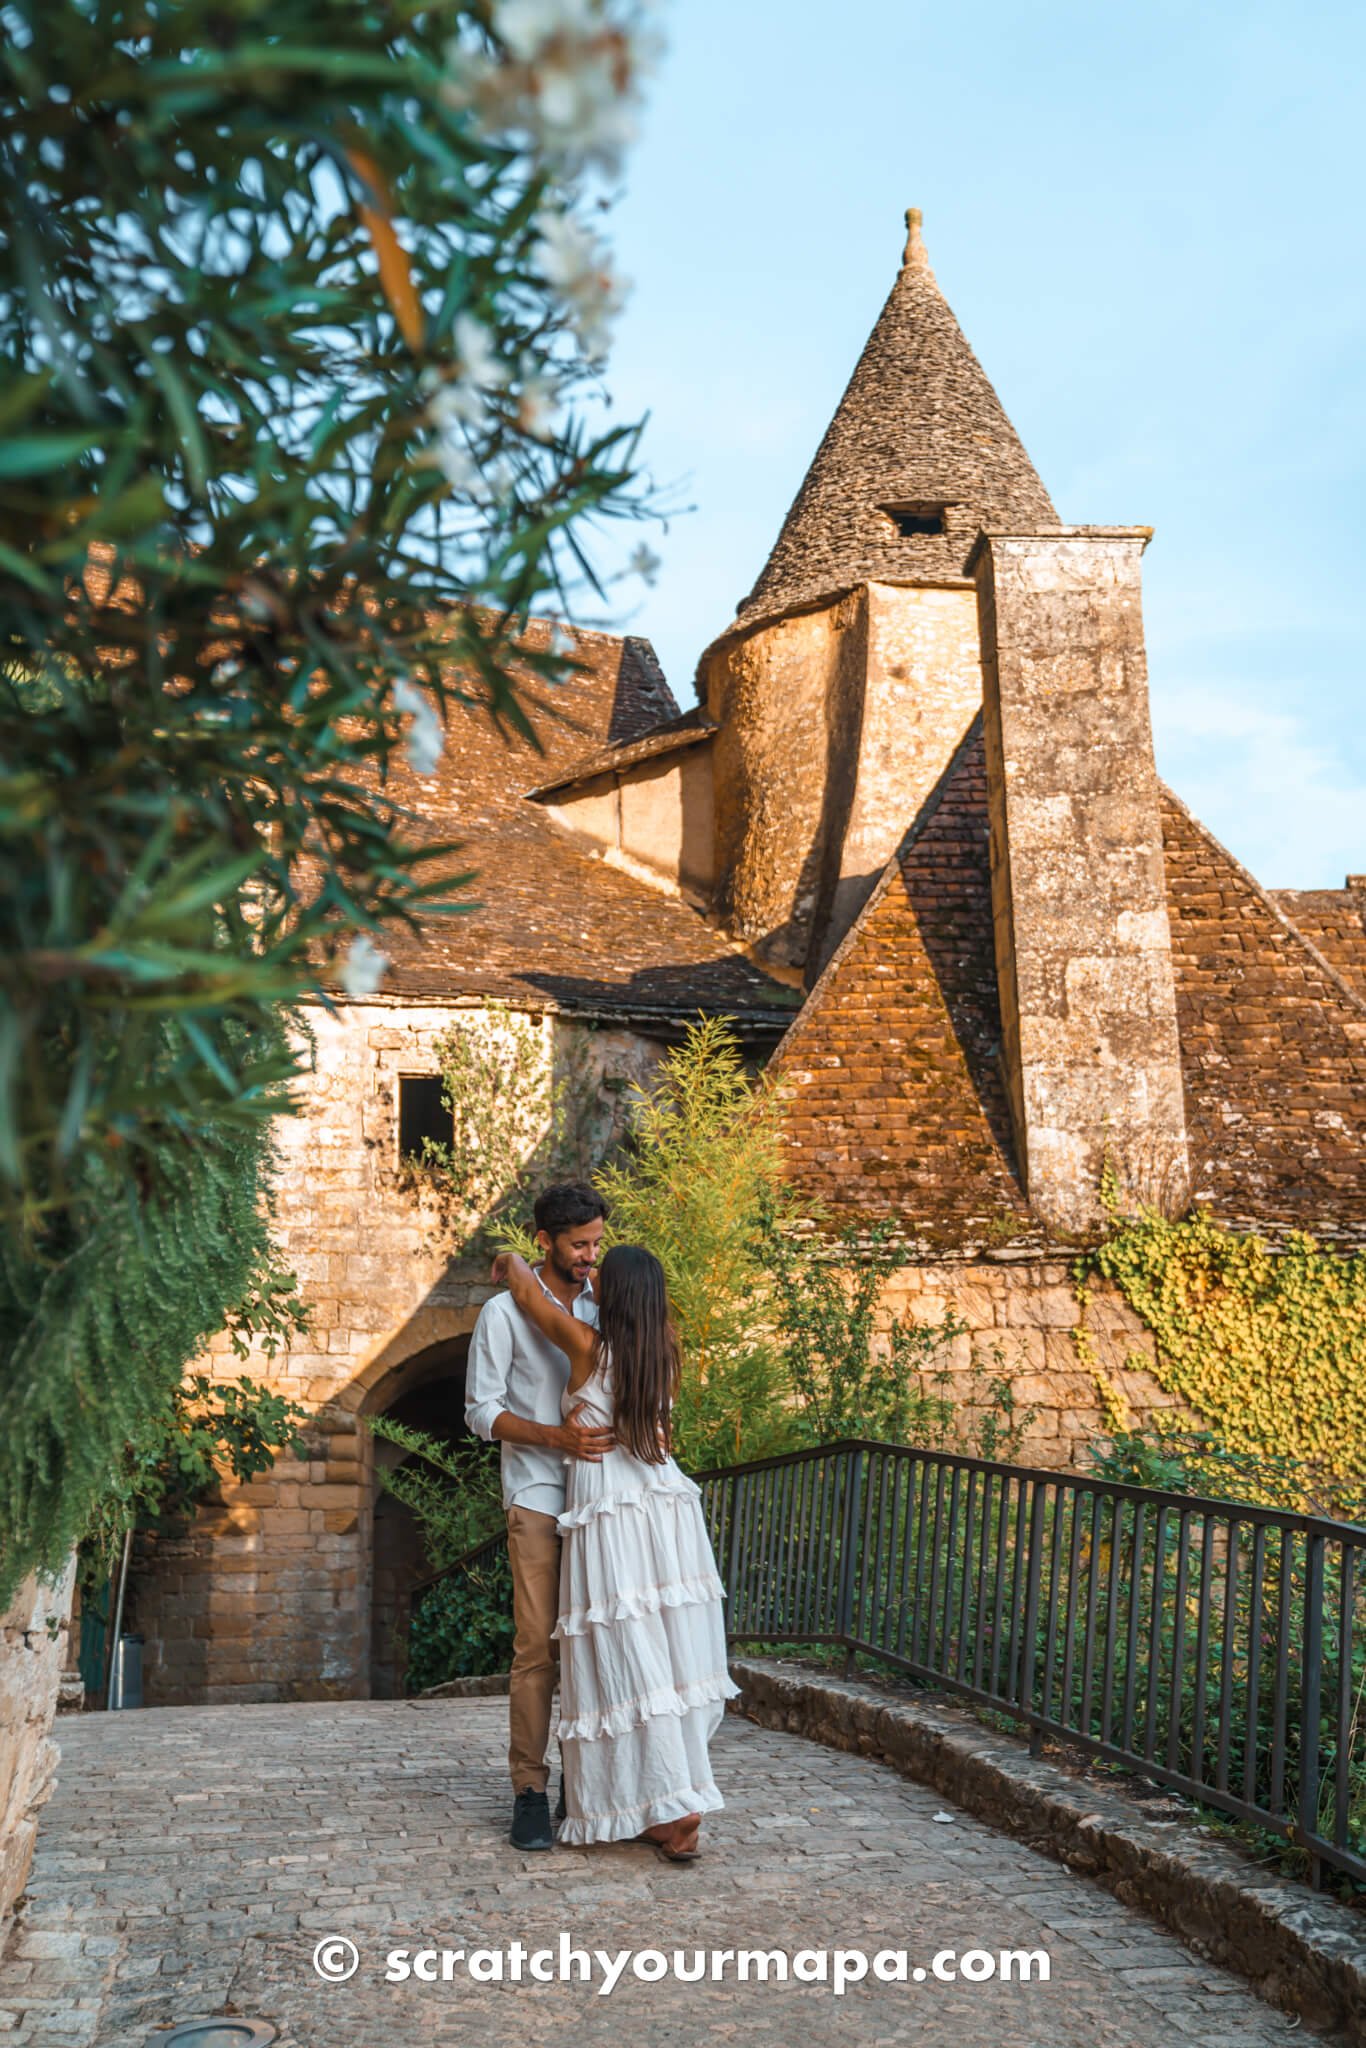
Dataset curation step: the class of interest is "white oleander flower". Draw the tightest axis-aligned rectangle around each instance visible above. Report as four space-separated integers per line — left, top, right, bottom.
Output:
427 430 489 499
496 0 600 64
531 207 626 357
426 378 482 432
446 0 662 179
341 933 390 996
515 368 560 439
393 676 444 775
628 542 661 586
453 312 507 393
547 621 576 656
485 454 519 506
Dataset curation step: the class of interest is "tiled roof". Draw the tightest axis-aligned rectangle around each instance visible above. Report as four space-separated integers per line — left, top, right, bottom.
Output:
1269 886 1366 1001
726 213 1056 641
1163 798 1366 1246
524 705 716 803
342 620 795 1025
771 721 1035 1247
773 729 1366 1247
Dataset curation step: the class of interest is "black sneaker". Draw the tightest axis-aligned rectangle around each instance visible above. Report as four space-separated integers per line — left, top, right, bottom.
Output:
553 1778 567 1826
510 1786 554 1851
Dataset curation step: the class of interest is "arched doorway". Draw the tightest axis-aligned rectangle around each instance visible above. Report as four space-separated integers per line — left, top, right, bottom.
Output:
368 1336 476 1698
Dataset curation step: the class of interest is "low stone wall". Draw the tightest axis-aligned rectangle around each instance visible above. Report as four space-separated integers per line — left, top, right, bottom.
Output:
730 1657 1366 2039
880 1259 1185 1470
0 1560 76 1942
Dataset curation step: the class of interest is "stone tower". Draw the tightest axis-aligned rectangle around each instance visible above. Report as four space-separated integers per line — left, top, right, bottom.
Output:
702 209 1057 980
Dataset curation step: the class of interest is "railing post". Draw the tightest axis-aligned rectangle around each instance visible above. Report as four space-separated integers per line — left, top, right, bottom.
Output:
1300 1530 1326 1888
836 1445 865 1677
723 1473 745 1641
1019 1479 1047 1756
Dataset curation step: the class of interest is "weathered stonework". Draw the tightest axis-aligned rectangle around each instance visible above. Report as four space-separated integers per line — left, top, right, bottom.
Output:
973 528 1190 1233
811 582 983 976
705 596 865 968
0 1560 75 1943
706 583 985 979
877 1260 1183 1470
536 725 717 906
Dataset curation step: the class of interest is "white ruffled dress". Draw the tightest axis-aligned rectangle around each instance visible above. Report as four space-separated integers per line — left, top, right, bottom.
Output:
553 1360 739 1844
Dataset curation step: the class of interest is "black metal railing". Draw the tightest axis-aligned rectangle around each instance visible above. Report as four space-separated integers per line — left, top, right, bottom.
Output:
411 1437 1366 1885
700 1439 1366 1886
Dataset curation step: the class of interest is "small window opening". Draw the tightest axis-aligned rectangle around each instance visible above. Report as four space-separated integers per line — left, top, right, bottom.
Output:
398 1074 452 1162
880 501 947 538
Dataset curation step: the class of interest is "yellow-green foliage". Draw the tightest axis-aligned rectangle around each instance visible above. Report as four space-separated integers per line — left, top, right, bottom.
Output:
595 1017 797 1470
1069 1322 1133 1436
1081 1210 1366 1483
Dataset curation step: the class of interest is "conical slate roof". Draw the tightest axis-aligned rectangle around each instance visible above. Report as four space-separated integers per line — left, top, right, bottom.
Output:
734 211 1057 628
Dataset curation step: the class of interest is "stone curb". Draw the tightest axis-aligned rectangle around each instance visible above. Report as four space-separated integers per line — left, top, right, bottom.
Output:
729 1655 1366 2040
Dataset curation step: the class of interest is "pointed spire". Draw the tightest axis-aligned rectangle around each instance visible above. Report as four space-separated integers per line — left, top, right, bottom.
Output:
902 205 930 272
733 209 1056 627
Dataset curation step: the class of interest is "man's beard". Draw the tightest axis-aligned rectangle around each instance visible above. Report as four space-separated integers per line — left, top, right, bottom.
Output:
548 1247 586 1286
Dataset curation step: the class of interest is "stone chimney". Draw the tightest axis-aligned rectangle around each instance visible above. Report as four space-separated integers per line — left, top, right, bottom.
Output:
970 527 1190 1232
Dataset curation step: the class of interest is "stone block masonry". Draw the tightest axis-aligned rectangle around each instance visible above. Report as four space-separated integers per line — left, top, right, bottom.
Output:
878 1260 1184 1469
972 528 1190 1234
705 581 987 982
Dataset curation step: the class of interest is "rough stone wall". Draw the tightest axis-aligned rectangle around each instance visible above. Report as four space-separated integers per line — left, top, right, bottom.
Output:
0 1560 76 1941
878 1262 1184 1471
617 742 715 901
705 596 864 969
974 528 1190 1233
708 583 985 981
810 582 983 975
130 998 664 1706
542 740 716 905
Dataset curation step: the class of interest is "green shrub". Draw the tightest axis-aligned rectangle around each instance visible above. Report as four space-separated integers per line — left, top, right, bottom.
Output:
407 1544 514 1693
368 1417 503 1569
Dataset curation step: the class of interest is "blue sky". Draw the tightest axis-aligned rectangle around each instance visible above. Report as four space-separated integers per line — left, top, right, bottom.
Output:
596 0 1365 889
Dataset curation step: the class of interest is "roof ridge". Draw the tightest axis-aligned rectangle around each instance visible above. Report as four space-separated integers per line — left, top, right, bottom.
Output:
524 706 716 801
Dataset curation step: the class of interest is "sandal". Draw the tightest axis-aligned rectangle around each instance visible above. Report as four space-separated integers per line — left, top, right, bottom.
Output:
637 1813 702 1863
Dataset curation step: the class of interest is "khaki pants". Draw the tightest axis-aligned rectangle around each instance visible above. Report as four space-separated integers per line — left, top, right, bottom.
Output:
506 1505 561 1793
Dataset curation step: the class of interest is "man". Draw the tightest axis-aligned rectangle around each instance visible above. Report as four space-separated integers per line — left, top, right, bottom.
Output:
465 1182 613 1850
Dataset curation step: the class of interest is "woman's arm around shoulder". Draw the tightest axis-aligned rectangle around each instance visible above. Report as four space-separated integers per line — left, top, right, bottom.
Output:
489 1252 598 1379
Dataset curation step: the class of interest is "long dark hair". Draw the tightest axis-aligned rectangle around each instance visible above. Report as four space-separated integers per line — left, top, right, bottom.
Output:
595 1245 681 1464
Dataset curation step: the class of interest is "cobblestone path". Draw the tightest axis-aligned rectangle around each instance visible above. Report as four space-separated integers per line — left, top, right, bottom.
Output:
0 1698 1320 2048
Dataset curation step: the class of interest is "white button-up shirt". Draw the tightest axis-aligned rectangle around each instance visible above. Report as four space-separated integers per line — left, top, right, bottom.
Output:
464 1270 600 1517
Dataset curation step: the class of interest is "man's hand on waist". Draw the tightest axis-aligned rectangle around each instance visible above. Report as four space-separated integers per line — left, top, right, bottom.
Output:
555 1404 615 1462
491 1408 614 1462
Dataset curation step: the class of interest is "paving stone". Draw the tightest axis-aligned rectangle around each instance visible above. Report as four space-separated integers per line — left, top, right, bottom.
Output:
0 1699 1339 2047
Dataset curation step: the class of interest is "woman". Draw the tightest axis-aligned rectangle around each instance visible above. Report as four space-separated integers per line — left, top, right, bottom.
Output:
489 1244 738 1861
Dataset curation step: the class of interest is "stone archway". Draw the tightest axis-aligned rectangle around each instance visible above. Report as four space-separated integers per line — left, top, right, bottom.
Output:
366 1336 473 1698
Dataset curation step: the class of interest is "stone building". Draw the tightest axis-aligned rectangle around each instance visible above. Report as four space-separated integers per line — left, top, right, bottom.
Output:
132 208 1366 1705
